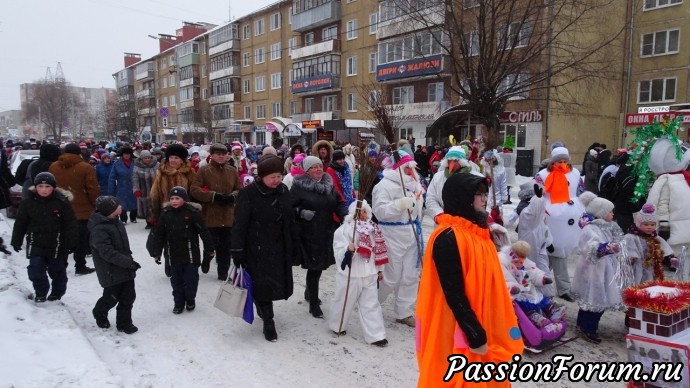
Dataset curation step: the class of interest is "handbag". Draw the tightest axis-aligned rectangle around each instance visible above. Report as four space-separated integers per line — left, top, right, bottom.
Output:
213 265 247 318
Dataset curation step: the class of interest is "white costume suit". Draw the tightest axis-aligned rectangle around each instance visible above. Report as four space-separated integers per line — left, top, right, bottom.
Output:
517 192 556 297
329 209 387 343
372 168 425 320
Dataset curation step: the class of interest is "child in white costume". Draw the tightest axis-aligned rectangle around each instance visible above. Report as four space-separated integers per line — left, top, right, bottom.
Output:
330 200 389 347
623 203 677 284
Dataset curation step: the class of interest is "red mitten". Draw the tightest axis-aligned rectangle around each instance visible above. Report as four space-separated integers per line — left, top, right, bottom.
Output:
134 191 142 198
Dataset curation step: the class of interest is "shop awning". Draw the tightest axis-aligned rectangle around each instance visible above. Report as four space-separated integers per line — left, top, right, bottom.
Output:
266 117 292 133
345 119 376 129
283 123 303 137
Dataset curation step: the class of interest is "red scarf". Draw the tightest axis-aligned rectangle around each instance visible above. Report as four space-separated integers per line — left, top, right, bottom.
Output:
544 164 571 204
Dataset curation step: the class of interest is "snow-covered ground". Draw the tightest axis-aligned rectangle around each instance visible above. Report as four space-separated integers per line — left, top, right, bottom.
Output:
0 176 631 387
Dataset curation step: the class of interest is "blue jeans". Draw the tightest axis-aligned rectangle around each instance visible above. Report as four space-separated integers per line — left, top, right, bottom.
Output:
170 263 199 307
27 255 68 298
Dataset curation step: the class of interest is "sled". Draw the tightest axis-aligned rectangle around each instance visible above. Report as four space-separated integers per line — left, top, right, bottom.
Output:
523 336 578 354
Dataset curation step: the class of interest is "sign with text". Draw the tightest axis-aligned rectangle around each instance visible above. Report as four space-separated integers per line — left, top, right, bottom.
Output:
638 106 670 113
500 110 544 123
291 74 333 93
317 129 334 141
376 55 443 82
385 101 444 122
302 120 322 129
625 112 690 126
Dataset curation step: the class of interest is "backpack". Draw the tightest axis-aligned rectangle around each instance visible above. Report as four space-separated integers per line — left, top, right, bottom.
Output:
599 171 617 201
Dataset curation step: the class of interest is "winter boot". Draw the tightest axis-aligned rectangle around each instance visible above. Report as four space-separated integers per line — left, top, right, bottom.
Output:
258 302 277 342
304 288 322 305
186 300 195 311
306 273 323 318
173 305 185 314
371 339 388 347
201 256 212 274
92 308 110 328
117 324 139 334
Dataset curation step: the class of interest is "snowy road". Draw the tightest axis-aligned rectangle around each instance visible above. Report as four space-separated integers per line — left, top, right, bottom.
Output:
0 180 631 387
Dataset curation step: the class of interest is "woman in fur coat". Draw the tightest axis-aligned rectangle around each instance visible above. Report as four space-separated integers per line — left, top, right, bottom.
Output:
131 150 159 229
149 144 196 223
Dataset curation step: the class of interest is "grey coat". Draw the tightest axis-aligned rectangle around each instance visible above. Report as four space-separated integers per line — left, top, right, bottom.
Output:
131 158 159 219
88 212 136 288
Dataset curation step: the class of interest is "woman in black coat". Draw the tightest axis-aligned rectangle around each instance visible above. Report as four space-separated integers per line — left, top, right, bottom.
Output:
231 155 294 342
290 156 347 319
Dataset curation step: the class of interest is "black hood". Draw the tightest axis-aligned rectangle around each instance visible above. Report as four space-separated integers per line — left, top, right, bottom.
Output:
442 173 490 225
39 143 61 162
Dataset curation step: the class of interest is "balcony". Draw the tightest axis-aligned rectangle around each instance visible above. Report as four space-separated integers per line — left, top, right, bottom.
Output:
214 118 235 128
136 88 155 98
138 107 156 116
209 66 241 81
209 93 238 105
291 1 341 32
291 39 340 60
209 39 240 56
179 77 200 88
119 94 131 101
377 5 444 40
178 100 195 109
135 69 155 81
291 74 340 94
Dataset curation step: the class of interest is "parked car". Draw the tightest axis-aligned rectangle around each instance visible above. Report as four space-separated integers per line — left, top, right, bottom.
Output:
7 150 40 218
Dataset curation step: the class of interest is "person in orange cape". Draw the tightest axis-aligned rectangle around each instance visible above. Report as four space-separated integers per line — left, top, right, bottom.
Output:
416 173 523 387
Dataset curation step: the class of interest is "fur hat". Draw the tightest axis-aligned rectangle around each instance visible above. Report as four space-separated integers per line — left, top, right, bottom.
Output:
518 182 535 201
302 156 322 172
166 144 188 160
550 147 570 163
96 196 120 216
118 146 134 156
64 143 81 155
169 186 189 202
33 172 56 188
635 203 659 226
511 241 531 258
579 191 614 219
257 155 284 178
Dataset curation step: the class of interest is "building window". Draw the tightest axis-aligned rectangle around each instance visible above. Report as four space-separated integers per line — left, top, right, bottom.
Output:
255 48 265 64
498 22 532 50
347 56 357 76
369 52 377 73
257 105 266 119
169 75 176 87
203 88 209 99
270 13 281 30
346 20 358 40
378 30 444 64
393 86 414 104
210 24 239 47
243 79 250 94
291 101 298 115
242 24 250 39
643 0 682 10
641 29 680 57
211 78 237 96
244 105 251 119
322 26 337 41
255 76 266 92
272 103 281 117
400 128 413 140
347 93 357 111
170 95 176 106
369 13 378 34
465 30 480 56
200 42 206 54
201 64 207 78
256 131 266 145
638 77 676 103
323 95 337 112
305 32 315 46
243 52 250 67
428 83 444 102
288 38 298 56
291 54 342 80
163 77 169 88
304 98 314 113
271 73 281 89
498 74 529 100
210 52 239 72
500 124 527 148
162 96 168 107
255 19 265 36
213 104 233 120
271 43 282 60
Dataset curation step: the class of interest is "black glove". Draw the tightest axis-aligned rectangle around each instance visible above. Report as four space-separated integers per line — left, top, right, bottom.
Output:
129 260 141 271
300 209 315 221
534 184 543 198
13 246 21 253
153 256 161 265
214 193 235 205
341 250 353 271
543 277 553 285
547 244 555 254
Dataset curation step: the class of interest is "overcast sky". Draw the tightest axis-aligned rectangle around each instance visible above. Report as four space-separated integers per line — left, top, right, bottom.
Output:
0 0 278 111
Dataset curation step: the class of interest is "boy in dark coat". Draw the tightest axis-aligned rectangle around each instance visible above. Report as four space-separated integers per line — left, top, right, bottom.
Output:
88 196 140 334
11 172 78 302
147 186 215 314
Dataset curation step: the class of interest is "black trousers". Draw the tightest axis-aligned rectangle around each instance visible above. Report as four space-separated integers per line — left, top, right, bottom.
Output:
170 263 199 307
576 309 605 334
306 269 322 306
120 210 137 223
93 280 136 329
208 227 232 278
73 220 90 269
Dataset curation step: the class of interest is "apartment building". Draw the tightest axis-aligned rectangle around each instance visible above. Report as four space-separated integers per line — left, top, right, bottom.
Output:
623 0 690 143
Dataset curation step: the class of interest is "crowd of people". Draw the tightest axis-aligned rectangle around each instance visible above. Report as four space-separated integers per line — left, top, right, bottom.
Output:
3 125 690 385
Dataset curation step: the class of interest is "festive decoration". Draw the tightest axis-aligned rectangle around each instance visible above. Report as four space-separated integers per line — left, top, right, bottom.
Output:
623 280 690 315
626 116 685 204
612 240 636 290
503 135 515 151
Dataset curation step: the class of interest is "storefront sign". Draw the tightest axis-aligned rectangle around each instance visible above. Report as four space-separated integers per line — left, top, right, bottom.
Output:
265 122 278 132
500 110 544 123
638 106 670 113
317 129 334 141
291 74 333 93
385 101 443 122
376 55 443 82
625 112 690 126
283 124 302 137
302 120 322 129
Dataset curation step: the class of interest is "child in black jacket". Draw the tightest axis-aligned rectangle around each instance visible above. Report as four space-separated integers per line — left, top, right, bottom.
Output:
11 172 78 302
147 186 215 314
88 196 140 334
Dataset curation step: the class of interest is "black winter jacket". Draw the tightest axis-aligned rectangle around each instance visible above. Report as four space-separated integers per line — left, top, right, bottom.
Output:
146 202 214 266
11 188 78 259
88 212 137 288
231 180 294 302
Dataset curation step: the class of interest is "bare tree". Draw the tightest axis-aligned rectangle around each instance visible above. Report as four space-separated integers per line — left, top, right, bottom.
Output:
24 77 77 140
93 93 121 142
356 85 410 149
391 0 626 149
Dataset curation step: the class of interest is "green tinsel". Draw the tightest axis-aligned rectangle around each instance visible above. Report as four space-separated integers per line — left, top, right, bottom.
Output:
503 135 515 150
626 115 685 204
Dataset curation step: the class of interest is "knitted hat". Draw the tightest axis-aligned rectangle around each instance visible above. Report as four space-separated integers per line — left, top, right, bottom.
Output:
33 172 56 188
101 153 111 160
210 143 227 154
231 144 243 152
96 196 120 216
165 143 188 160
589 149 598 157
257 155 284 178
262 146 277 156
511 241 531 258
79 142 87 149
444 146 466 161
332 150 346 161
517 182 535 201
551 147 570 163
139 150 152 159
636 203 659 226
302 156 322 172
169 186 189 202
293 153 306 166
579 191 614 219
64 143 81 155
390 150 416 170
151 147 163 156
